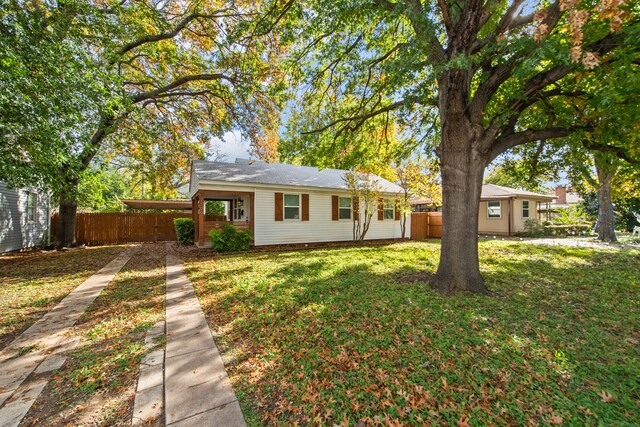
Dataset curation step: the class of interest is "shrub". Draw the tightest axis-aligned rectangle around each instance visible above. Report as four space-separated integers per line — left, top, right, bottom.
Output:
516 219 547 237
543 224 592 237
174 218 194 244
209 223 252 252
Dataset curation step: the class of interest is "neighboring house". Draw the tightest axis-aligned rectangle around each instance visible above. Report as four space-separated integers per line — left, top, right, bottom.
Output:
411 199 441 212
479 184 555 236
0 181 51 252
549 185 582 210
188 159 407 247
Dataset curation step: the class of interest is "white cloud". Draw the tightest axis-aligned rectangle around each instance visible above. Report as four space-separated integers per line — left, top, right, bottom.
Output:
209 131 253 162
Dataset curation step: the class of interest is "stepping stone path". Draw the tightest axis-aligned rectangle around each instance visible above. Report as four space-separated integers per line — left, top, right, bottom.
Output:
0 245 244 427
132 321 166 426
163 249 246 426
0 247 136 427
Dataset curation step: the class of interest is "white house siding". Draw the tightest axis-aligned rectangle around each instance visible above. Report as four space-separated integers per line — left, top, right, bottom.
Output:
253 188 406 246
0 181 50 253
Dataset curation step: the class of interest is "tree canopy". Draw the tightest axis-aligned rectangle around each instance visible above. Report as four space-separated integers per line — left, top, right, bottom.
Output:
0 0 287 246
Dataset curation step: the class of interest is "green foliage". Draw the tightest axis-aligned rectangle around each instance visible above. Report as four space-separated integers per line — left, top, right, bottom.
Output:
184 241 640 425
209 223 252 252
552 205 591 226
485 155 557 194
174 218 195 245
205 201 226 216
77 165 129 212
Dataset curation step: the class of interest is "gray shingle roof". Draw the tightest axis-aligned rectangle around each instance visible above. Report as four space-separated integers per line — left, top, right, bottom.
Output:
481 184 555 200
192 159 403 193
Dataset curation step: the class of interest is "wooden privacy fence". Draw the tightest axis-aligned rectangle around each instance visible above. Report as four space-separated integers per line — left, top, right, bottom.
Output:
51 212 190 245
410 212 442 240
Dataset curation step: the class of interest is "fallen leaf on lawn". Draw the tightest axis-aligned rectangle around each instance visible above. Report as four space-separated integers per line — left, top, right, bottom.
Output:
75 405 85 412
457 415 471 427
600 390 614 402
549 415 563 425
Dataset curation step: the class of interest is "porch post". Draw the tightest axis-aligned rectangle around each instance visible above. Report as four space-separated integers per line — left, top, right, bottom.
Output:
198 192 205 247
250 192 255 245
192 196 198 243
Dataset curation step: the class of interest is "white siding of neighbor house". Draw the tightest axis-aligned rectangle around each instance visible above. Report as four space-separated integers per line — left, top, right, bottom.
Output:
0 181 51 253
196 181 408 245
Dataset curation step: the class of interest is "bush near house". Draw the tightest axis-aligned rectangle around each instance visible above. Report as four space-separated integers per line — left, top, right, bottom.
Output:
209 223 252 252
517 219 592 237
174 218 195 244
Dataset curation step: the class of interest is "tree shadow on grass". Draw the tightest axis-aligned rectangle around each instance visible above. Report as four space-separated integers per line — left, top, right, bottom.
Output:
0 245 128 349
189 242 640 426
20 244 166 427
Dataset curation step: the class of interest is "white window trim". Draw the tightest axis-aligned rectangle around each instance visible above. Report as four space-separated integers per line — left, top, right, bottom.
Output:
338 196 352 221
487 200 502 219
522 200 530 218
383 198 394 220
283 193 301 221
26 192 38 223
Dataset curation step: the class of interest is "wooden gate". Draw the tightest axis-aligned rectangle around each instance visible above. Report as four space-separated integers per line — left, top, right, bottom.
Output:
410 212 442 240
51 212 190 245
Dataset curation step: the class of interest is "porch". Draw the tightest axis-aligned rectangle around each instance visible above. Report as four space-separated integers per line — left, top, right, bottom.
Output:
192 189 254 248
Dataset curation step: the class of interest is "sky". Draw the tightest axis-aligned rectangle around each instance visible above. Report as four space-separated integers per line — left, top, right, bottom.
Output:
211 131 252 161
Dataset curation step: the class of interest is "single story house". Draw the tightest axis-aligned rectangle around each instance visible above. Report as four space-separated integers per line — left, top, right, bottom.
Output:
188 159 407 247
538 185 582 219
0 181 51 252
479 184 555 236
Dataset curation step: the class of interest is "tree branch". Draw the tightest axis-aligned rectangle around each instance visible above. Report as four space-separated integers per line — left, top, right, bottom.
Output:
301 99 410 135
131 73 237 103
489 127 576 162
582 140 639 165
117 9 235 56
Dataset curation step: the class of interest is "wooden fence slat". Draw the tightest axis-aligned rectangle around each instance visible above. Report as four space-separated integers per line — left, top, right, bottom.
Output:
50 212 190 245
410 212 442 240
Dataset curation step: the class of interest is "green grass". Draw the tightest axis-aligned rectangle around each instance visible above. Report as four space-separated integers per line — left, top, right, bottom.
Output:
184 241 640 426
0 246 127 348
22 244 166 427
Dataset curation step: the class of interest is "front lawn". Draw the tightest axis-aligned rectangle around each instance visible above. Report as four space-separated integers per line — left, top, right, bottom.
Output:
22 244 166 426
0 246 128 348
184 241 640 426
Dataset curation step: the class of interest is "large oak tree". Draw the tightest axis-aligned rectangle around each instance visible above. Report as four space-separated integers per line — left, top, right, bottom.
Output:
284 0 639 293
0 0 285 247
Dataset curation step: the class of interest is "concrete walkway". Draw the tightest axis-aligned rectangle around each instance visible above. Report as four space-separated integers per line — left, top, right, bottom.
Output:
0 247 136 427
519 237 637 250
164 250 245 427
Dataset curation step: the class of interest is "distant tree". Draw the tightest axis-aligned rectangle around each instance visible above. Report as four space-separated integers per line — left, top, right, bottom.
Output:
395 159 441 238
205 201 226 217
343 171 382 241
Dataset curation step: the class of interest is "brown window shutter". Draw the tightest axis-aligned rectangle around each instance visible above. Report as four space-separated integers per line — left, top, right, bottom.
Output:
378 198 384 220
275 192 283 221
395 199 401 221
302 194 309 221
353 197 360 221
331 195 339 221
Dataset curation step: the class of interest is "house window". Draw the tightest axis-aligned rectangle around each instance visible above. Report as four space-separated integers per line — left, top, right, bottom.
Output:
383 198 395 219
26 192 37 222
339 197 352 220
522 200 530 218
284 194 300 219
487 200 501 218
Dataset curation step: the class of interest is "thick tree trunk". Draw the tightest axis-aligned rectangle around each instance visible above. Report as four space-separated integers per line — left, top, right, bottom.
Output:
431 89 488 294
595 162 616 242
55 178 79 248
432 156 487 294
